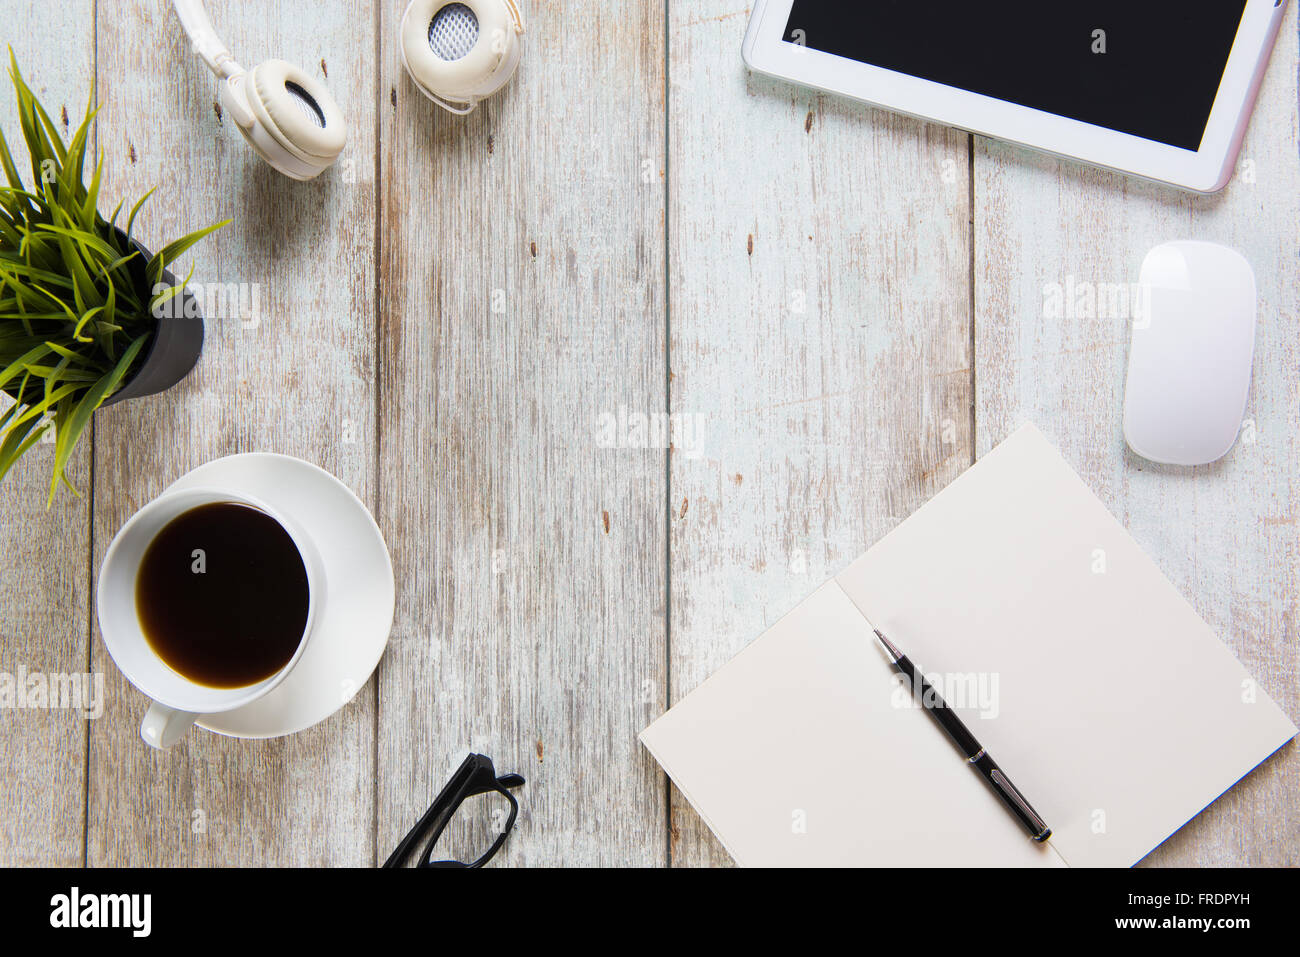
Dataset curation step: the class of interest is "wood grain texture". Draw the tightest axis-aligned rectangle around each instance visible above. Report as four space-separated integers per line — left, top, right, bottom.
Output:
0 1 96 866
665 1 973 865
1 0 1297 869
85 0 378 865
374 2 668 865
974 6 1300 866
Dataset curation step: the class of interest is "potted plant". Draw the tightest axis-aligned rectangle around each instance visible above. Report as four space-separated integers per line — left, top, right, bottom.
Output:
0 53 228 502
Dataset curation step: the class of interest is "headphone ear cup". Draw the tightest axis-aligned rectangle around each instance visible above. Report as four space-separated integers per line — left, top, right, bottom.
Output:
246 59 347 166
401 0 524 112
220 74 321 180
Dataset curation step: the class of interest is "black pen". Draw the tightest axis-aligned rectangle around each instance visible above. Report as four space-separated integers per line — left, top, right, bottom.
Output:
873 628 1052 843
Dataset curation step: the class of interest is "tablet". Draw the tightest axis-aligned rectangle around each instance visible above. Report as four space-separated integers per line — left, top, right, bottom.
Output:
742 1 1288 192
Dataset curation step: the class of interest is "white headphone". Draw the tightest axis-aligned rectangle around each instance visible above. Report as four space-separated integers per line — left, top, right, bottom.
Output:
172 0 525 178
172 0 347 180
400 0 526 114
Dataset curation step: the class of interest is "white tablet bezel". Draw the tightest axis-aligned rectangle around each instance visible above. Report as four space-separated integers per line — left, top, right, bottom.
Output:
742 0 1288 192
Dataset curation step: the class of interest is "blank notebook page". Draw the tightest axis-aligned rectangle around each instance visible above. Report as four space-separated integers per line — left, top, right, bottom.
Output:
642 424 1296 867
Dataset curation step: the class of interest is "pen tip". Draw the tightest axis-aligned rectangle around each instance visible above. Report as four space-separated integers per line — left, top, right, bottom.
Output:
873 629 902 663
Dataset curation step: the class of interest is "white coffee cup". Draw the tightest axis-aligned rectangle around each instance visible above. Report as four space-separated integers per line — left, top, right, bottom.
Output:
97 485 324 749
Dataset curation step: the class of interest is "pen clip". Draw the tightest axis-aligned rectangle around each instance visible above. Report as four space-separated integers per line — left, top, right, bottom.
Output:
990 768 1051 842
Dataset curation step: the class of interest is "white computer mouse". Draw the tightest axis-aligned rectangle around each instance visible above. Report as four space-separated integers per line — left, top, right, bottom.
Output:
1122 241 1256 466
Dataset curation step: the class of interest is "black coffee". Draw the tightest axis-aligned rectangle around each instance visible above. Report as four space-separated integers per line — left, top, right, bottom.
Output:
135 502 309 689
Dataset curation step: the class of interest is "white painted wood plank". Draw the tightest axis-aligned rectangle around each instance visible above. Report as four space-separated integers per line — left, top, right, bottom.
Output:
375 2 668 865
665 1 974 865
975 5 1300 866
0 1 97 865
85 0 378 865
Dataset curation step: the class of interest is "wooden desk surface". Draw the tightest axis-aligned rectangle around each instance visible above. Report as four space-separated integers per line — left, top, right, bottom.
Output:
1 1 1296 867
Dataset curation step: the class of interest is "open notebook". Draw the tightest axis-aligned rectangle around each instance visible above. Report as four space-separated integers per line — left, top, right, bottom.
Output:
642 424 1296 867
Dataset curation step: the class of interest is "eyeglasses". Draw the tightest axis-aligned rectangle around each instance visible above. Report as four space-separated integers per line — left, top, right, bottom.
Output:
383 753 526 869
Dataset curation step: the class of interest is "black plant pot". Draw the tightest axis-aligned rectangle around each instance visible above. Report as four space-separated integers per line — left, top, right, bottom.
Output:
100 228 203 408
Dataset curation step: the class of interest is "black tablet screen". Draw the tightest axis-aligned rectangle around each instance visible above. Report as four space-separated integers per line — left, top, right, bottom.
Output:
782 1 1248 151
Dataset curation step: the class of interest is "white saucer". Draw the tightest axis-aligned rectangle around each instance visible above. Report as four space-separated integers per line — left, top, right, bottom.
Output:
164 453 395 738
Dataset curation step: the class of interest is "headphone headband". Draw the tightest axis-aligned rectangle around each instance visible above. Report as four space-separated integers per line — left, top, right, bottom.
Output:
502 0 525 32
172 0 241 78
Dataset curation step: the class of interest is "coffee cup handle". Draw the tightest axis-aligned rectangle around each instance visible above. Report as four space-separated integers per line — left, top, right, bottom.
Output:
141 702 200 749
